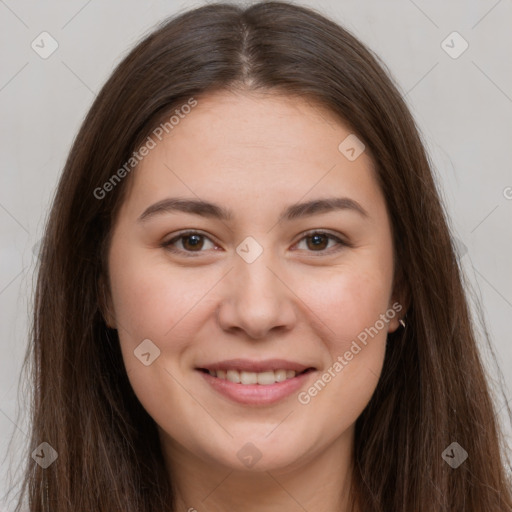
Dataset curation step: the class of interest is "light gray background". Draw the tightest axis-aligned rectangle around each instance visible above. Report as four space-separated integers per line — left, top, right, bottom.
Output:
1 0 511 508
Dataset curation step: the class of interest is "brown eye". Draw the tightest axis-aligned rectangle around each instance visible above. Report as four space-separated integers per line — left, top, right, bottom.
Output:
162 231 216 255
295 231 348 254
305 233 329 251
181 234 205 251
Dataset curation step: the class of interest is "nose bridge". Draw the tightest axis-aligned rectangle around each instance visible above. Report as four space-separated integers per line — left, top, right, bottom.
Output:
238 252 279 298
216 240 296 338
234 234 281 293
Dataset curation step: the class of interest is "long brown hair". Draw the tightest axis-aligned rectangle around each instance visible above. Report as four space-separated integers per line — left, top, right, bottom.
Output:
6 1 511 510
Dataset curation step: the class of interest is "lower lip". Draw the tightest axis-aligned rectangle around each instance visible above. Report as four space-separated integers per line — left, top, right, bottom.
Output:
197 370 315 405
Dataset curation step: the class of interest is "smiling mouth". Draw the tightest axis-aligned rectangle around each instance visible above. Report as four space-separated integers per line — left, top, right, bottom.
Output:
197 367 315 385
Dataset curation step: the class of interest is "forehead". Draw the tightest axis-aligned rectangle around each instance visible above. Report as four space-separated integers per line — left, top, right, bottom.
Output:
119 89 382 220
161 89 357 167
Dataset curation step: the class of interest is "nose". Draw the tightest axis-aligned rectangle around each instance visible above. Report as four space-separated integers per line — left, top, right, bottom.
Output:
216 249 297 340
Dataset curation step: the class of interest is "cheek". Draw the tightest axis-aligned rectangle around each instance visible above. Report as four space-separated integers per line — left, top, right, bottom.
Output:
108 244 209 339
297 252 394 349
304 339 386 435
314 270 390 376
107 250 210 432
295 281 389 434
293 253 393 415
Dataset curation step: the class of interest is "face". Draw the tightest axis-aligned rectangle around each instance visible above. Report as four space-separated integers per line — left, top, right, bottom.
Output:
104 89 402 475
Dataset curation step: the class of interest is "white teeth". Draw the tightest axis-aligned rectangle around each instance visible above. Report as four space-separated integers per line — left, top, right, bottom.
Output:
256 371 276 385
226 370 240 383
274 369 287 382
240 371 258 385
209 368 299 384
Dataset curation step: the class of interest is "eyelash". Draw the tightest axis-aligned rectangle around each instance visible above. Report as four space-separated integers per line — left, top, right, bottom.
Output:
161 230 350 257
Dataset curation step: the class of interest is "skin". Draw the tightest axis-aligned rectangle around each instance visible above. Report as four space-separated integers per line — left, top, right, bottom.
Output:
103 89 403 512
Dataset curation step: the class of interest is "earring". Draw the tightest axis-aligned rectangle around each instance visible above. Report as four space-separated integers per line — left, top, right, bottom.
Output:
399 318 406 329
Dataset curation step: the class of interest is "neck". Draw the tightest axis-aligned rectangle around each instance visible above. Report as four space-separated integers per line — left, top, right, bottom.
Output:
160 427 357 512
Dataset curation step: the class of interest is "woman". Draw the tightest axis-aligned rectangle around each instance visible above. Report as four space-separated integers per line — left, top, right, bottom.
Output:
8 1 511 510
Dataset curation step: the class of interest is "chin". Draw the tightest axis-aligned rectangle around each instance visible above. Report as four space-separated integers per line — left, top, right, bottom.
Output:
195 431 314 473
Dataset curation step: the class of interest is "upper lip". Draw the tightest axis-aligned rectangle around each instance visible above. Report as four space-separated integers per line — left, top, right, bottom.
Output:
197 359 315 373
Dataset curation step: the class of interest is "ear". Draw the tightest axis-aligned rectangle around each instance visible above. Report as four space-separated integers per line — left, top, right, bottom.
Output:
387 269 410 334
98 274 117 329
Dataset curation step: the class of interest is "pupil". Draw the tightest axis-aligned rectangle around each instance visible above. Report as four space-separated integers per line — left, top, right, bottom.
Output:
185 235 202 250
308 234 327 250
182 234 328 252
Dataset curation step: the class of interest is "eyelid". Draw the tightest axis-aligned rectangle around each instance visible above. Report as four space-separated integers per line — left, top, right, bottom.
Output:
162 229 350 256
162 229 219 256
292 229 350 254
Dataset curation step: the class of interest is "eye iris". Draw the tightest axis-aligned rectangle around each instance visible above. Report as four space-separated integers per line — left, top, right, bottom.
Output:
183 234 203 251
307 234 328 251
176 233 334 252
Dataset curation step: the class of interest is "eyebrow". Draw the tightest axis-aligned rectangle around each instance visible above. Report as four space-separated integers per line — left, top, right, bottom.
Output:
137 196 369 224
